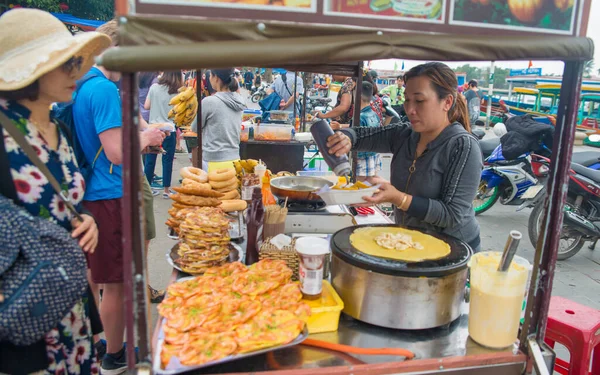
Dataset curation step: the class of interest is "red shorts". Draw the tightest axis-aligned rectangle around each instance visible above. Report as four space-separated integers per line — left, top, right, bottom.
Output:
84 199 124 284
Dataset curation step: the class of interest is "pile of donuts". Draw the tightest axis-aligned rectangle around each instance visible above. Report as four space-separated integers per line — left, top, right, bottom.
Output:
166 167 247 232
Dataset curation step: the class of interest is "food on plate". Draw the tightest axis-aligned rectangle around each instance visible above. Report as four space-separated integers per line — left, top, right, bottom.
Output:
332 180 371 190
181 178 212 191
219 199 247 213
219 189 241 200
158 260 309 368
180 166 208 183
172 202 194 209
375 232 424 251
350 227 451 262
175 207 231 275
208 168 236 182
183 131 198 137
275 171 294 177
172 186 224 198
170 194 221 207
209 176 238 189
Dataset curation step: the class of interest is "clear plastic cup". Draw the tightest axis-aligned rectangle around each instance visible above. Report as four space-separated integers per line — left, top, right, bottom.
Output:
468 251 531 349
295 237 330 300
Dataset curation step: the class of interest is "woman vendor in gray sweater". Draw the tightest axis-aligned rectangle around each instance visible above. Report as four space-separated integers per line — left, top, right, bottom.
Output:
193 68 246 170
328 62 483 251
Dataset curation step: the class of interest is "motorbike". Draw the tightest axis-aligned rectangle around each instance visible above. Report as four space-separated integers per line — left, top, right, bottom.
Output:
250 83 268 103
473 115 555 215
473 143 551 215
526 158 600 260
305 95 333 114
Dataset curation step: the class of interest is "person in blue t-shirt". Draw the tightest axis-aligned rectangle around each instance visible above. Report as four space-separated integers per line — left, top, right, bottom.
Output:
330 81 382 182
72 20 165 375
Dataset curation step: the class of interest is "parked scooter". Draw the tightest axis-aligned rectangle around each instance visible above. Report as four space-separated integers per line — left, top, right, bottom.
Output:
251 83 268 103
526 160 600 259
473 116 554 215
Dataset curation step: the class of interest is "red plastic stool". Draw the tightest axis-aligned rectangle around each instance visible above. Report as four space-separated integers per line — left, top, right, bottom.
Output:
544 296 600 375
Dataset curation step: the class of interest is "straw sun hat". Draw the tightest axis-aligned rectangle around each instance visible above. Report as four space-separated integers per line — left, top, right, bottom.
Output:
0 8 112 91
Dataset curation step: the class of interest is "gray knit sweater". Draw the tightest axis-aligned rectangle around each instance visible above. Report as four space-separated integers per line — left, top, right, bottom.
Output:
342 122 482 250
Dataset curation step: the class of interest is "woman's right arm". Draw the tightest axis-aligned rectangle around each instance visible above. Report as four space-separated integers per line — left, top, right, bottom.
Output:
317 92 351 119
340 121 412 154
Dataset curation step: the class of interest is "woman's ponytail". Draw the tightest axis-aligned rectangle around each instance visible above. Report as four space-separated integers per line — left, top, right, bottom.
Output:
227 76 239 92
450 94 471 133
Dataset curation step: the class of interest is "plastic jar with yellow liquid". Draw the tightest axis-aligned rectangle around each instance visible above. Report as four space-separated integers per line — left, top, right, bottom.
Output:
468 251 531 349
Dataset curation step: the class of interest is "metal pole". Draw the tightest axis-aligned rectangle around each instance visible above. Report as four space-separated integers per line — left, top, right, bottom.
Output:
120 73 152 372
301 72 308 133
508 81 513 101
351 62 363 183
196 69 203 169
485 61 495 130
293 71 298 125
519 61 584 355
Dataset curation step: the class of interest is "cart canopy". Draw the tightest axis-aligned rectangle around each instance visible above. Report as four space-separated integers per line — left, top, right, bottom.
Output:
98 15 594 72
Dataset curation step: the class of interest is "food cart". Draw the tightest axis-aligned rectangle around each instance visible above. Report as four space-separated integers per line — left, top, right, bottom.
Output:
99 0 594 373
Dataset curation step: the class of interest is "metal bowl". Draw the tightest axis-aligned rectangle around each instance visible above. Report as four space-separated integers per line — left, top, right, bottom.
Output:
270 176 334 203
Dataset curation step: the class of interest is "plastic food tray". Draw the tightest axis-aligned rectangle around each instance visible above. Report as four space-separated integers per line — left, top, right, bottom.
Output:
305 280 344 334
317 185 379 206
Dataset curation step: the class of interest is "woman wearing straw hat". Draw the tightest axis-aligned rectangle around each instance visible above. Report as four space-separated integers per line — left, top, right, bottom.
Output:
0 8 111 375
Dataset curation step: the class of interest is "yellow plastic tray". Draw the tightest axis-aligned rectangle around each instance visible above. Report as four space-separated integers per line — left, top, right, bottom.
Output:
303 280 344 334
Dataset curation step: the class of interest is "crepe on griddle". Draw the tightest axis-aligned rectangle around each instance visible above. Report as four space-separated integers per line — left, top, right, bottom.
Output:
349 227 450 262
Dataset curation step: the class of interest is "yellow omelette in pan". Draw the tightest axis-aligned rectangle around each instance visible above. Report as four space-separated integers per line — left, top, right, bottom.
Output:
349 227 451 262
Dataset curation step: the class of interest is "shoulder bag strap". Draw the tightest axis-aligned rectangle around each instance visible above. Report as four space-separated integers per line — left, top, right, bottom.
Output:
0 123 18 201
0 111 82 221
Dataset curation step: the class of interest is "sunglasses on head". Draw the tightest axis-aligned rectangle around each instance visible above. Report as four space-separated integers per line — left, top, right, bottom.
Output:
62 56 84 75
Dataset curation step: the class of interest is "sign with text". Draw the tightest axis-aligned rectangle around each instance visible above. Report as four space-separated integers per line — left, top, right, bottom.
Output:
510 68 543 76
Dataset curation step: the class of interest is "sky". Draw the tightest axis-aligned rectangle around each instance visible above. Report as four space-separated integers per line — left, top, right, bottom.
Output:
371 1 600 77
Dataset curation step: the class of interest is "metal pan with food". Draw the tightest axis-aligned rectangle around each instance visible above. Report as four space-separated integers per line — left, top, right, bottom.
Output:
270 176 334 205
331 224 472 330
154 260 310 374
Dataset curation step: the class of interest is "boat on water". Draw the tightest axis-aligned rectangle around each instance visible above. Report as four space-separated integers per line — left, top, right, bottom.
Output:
504 84 600 133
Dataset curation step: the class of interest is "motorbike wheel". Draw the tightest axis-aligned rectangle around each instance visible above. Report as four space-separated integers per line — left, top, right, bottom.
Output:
251 93 262 103
473 182 499 215
528 201 585 260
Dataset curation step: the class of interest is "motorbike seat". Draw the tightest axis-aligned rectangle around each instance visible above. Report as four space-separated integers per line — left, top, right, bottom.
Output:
472 128 486 140
480 138 500 159
571 163 600 183
571 151 600 167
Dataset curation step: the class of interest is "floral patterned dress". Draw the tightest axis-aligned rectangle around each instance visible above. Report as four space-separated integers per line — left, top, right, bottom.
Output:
0 99 99 375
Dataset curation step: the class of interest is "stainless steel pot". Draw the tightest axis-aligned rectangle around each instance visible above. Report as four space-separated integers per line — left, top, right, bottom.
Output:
330 224 472 330
331 255 467 330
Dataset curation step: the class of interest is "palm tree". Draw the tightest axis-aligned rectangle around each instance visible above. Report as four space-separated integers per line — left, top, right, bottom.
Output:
583 59 595 78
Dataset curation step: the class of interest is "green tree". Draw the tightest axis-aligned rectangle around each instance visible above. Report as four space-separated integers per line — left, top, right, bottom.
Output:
67 0 114 21
19 0 60 12
583 60 595 78
15 0 113 21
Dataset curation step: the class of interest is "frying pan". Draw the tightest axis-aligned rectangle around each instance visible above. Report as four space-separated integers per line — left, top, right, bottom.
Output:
270 176 334 204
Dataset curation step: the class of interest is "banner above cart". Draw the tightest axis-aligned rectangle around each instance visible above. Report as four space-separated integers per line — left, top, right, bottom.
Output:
134 0 592 37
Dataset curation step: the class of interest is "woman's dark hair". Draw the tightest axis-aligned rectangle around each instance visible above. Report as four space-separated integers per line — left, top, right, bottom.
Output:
468 79 478 88
158 71 184 95
211 68 239 92
204 70 216 95
139 72 158 89
404 62 470 133
0 81 40 101
363 73 379 96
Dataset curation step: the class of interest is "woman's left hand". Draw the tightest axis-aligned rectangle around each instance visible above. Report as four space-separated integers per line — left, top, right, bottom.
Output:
71 214 98 253
360 177 403 206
